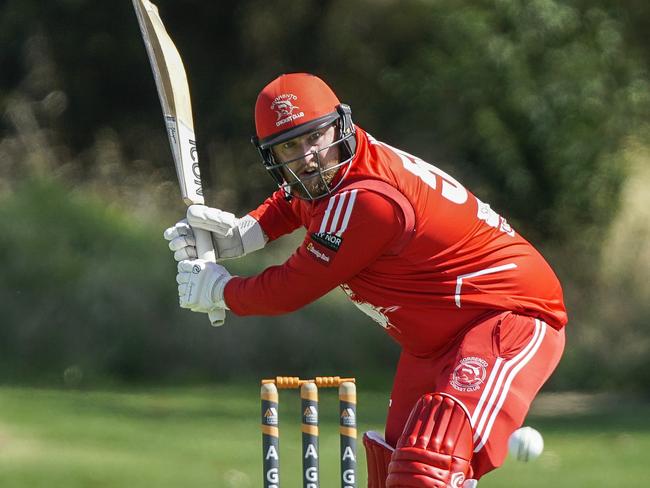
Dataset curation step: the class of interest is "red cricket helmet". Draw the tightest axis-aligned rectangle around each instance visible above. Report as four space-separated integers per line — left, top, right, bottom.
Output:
251 73 356 200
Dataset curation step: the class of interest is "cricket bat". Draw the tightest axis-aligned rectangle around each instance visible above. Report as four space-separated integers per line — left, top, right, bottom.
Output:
132 0 224 326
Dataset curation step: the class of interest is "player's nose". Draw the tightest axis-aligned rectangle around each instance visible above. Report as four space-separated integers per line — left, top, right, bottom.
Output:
300 143 319 164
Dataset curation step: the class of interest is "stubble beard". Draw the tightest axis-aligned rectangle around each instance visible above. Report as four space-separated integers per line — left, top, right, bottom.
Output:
290 165 338 199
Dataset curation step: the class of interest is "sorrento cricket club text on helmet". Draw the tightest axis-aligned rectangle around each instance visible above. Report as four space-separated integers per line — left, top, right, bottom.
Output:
252 73 357 200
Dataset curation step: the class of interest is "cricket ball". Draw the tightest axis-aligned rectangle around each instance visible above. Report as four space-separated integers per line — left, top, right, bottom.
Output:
508 426 544 461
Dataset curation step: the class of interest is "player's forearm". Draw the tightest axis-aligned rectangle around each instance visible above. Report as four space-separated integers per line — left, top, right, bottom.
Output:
223 265 337 316
226 190 406 315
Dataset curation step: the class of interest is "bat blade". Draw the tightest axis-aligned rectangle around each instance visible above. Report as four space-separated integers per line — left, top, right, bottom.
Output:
132 0 203 206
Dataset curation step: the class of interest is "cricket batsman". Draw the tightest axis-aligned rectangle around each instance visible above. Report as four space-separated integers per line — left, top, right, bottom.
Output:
164 73 567 487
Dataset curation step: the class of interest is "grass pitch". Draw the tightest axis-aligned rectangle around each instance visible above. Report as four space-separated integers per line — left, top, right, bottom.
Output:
0 385 647 487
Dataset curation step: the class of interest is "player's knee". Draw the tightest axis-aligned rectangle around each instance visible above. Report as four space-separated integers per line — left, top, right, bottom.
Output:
363 431 394 488
386 393 474 488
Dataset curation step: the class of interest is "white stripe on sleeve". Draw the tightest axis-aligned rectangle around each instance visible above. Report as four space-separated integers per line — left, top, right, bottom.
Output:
319 194 338 234
328 192 348 233
335 189 358 236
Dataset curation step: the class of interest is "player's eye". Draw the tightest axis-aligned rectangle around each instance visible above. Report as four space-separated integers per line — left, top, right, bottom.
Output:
309 131 322 142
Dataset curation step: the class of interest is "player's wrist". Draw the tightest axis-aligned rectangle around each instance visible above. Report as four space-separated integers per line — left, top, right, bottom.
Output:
210 272 233 310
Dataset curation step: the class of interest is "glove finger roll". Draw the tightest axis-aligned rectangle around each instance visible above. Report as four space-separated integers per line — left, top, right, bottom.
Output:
176 273 191 285
174 247 197 261
163 220 193 240
178 283 188 296
168 234 196 252
178 260 201 273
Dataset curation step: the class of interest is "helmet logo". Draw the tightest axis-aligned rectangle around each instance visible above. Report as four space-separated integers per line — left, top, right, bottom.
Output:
271 94 305 127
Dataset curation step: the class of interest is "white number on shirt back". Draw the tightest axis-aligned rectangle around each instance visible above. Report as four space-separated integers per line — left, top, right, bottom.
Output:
368 136 468 205
369 135 514 237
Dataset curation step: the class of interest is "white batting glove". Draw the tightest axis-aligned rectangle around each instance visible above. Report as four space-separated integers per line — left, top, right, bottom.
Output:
176 259 233 315
163 206 267 261
164 219 197 261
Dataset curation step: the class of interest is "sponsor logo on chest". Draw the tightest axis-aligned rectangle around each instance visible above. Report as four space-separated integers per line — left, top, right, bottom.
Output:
306 241 333 266
310 231 343 251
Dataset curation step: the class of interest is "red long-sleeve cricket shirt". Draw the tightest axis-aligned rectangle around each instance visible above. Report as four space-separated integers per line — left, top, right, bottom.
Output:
224 127 567 356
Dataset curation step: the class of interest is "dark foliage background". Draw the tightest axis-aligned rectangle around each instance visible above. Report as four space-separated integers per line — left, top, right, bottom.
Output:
1 0 649 390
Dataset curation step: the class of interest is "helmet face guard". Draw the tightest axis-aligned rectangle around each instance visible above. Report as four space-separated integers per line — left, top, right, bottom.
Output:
252 104 357 200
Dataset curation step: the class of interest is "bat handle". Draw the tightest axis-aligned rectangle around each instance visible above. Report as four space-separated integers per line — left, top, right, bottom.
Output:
194 228 225 327
194 228 216 261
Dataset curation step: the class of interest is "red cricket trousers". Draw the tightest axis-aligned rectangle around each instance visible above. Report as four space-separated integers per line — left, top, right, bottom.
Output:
385 311 565 478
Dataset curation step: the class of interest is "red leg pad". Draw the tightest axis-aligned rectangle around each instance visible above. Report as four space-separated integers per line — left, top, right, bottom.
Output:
386 393 473 488
363 431 394 488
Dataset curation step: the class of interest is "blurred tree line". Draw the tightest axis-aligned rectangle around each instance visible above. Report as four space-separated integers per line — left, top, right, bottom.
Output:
0 0 649 390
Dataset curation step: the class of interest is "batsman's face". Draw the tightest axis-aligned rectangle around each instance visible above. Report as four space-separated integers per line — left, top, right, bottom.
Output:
273 123 341 199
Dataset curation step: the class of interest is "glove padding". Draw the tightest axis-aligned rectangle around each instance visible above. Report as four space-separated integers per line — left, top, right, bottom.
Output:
163 205 267 262
176 259 232 315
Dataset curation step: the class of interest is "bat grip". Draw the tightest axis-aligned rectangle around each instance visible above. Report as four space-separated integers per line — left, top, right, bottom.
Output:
194 228 216 261
194 228 224 326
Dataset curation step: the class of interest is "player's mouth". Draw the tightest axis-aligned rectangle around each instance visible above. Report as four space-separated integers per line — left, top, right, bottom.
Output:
299 168 319 179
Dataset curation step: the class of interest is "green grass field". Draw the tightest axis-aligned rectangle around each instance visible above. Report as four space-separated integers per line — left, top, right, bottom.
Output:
0 385 647 487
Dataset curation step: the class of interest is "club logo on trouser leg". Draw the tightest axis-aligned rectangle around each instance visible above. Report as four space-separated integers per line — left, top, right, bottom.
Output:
450 357 488 392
